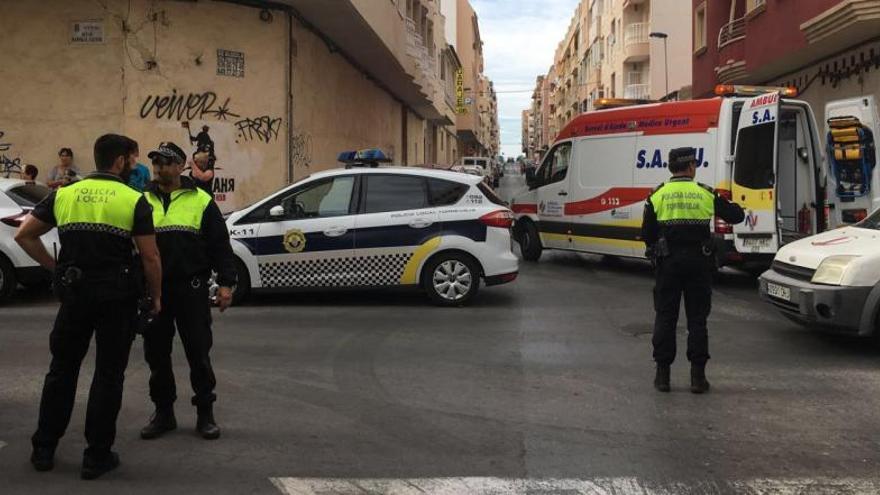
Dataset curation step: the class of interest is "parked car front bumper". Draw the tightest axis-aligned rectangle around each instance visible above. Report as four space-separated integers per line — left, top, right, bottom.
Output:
759 269 872 335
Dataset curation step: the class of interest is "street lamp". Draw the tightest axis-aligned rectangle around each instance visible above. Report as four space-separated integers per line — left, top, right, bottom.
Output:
649 32 669 100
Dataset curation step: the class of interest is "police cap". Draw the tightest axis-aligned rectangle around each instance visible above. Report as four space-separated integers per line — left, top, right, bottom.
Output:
669 147 697 168
148 142 186 164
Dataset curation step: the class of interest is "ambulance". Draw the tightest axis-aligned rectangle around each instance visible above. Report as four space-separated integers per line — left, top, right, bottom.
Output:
511 86 880 270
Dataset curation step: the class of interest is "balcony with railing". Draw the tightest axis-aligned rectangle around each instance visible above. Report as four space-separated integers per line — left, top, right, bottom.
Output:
718 17 745 49
590 15 602 43
624 83 650 100
715 16 748 83
623 22 649 62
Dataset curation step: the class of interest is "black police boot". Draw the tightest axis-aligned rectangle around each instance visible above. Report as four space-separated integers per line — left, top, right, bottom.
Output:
81 451 120 480
140 405 177 440
691 363 711 394
654 364 671 392
30 446 55 472
196 405 220 440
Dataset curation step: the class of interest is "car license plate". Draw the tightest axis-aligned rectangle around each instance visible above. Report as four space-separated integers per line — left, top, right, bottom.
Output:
742 237 772 250
766 282 791 302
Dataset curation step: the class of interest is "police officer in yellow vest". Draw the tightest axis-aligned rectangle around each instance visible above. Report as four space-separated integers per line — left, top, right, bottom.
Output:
642 147 744 394
15 134 163 479
139 142 236 441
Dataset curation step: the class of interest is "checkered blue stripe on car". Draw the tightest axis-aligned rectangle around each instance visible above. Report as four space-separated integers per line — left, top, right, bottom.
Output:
258 253 414 288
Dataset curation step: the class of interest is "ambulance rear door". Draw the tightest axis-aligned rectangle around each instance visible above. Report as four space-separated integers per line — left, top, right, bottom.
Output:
731 92 781 254
825 96 879 225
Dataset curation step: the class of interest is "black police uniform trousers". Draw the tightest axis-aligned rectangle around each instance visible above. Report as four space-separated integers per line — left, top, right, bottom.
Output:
652 246 713 366
32 284 136 459
143 275 217 409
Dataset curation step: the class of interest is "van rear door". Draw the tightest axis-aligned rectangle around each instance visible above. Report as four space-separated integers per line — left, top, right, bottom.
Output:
825 96 879 224
731 92 781 254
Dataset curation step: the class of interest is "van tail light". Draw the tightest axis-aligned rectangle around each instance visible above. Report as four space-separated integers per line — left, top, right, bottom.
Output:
480 210 514 229
1 211 28 228
714 188 733 234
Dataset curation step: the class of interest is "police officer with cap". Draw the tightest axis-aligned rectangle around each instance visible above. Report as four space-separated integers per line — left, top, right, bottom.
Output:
139 141 236 441
15 134 162 479
642 147 744 394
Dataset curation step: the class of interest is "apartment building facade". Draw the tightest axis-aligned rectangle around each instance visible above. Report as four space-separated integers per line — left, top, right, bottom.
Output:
693 0 880 126
454 0 500 158
523 0 692 161
0 0 479 210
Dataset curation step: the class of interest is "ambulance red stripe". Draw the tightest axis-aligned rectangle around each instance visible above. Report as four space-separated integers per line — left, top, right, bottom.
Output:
564 187 654 215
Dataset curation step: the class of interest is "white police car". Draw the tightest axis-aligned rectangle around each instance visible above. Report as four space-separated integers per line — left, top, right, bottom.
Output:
225 157 519 306
0 178 58 302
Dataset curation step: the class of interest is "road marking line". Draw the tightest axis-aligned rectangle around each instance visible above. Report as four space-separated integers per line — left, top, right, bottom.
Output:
0 441 6 451
270 477 880 495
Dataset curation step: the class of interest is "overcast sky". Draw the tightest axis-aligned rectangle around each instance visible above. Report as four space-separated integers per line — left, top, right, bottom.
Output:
471 0 580 158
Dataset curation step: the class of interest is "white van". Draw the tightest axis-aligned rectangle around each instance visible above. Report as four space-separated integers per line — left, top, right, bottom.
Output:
511 88 880 270
458 157 496 187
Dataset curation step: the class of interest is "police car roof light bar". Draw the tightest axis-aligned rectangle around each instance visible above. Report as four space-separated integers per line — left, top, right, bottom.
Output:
338 148 392 168
714 84 798 98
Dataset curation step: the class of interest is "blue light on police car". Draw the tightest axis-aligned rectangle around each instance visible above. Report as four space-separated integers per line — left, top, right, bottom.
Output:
337 148 391 165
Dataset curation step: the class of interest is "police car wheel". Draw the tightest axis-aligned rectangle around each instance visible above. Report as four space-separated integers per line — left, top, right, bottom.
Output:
518 220 542 262
423 254 480 306
231 258 250 306
0 255 16 303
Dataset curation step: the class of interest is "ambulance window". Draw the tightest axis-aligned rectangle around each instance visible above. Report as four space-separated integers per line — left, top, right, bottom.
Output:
734 122 776 189
542 142 572 185
364 174 429 213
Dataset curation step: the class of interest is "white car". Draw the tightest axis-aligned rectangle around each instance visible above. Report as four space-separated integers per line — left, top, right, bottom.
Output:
225 167 519 306
0 179 58 301
759 210 880 337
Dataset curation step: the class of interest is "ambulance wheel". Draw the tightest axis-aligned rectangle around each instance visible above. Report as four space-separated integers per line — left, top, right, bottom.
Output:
231 258 251 306
0 255 16 303
518 220 543 262
423 253 480 307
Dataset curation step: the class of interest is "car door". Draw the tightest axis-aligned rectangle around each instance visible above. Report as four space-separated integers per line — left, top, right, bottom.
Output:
731 92 781 254
353 173 440 287
535 141 573 249
252 174 358 289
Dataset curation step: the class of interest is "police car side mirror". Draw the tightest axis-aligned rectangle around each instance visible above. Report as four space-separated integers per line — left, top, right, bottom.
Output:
269 205 285 218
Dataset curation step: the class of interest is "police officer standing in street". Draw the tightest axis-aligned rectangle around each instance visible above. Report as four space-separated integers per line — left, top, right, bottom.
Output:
139 142 236 441
642 147 745 394
15 134 163 479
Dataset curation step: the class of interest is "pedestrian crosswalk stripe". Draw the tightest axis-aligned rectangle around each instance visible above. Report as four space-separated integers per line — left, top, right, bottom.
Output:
270 477 880 495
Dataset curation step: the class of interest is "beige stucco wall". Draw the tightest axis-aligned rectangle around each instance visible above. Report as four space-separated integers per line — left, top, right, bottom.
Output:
0 0 451 209
1 0 288 212
291 16 404 177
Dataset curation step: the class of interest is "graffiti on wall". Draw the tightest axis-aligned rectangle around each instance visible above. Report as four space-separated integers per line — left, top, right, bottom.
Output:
139 90 241 121
291 131 312 169
0 131 11 152
138 91 287 208
0 131 33 178
234 116 283 144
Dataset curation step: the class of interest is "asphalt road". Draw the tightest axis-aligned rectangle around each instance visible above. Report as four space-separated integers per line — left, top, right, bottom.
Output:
2 168 880 494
